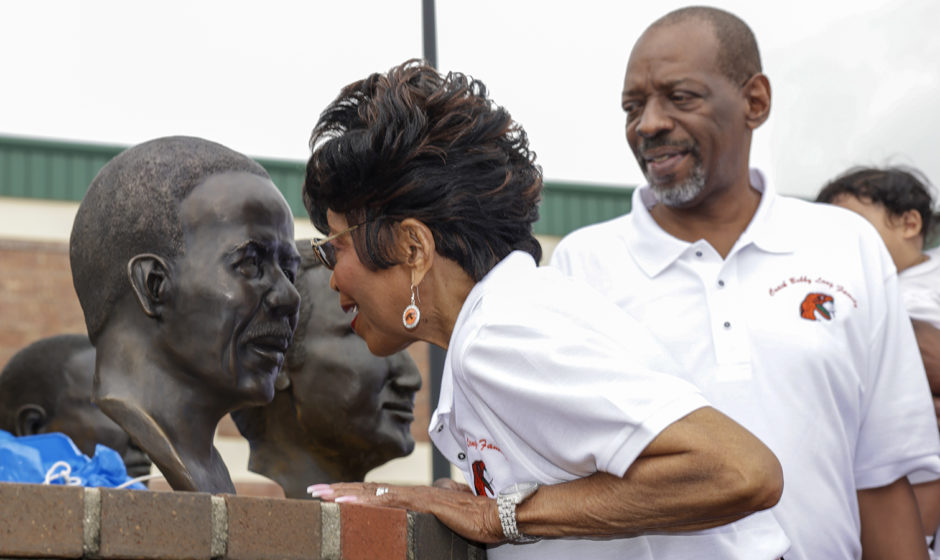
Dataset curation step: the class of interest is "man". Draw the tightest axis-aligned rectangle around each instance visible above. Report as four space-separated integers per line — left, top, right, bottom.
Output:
232 241 421 498
0 334 152 480
552 7 940 559
70 136 301 494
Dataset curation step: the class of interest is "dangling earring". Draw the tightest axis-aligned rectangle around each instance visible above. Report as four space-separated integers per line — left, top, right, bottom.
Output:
403 279 421 330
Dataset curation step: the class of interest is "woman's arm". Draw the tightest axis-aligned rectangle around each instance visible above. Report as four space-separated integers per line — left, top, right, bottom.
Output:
313 406 783 543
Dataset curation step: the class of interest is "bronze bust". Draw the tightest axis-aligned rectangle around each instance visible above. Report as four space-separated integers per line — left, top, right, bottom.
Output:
232 241 421 498
69 136 300 493
0 334 152 480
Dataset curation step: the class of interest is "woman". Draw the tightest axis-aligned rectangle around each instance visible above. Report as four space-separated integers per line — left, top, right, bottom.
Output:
231 241 422 498
303 60 788 559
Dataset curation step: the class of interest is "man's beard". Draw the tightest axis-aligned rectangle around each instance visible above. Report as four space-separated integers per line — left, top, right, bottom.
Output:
647 159 706 208
635 137 708 208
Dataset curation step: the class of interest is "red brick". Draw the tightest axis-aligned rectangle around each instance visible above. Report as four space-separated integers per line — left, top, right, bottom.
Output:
340 503 407 560
223 495 320 560
148 477 284 499
0 482 84 558
98 488 212 559
231 480 285 499
0 240 87 371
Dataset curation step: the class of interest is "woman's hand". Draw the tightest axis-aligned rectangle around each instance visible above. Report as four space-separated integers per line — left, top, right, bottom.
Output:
308 482 504 544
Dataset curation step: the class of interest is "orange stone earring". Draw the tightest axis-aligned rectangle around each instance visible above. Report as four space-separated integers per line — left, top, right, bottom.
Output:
403 279 421 330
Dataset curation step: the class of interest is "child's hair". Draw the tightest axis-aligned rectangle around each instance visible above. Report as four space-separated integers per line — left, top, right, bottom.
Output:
816 166 939 245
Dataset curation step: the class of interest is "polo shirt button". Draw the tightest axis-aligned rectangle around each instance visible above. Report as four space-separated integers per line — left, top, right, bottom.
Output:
436 425 444 433
723 321 731 328
458 452 466 460
718 279 725 287
695 251 703 257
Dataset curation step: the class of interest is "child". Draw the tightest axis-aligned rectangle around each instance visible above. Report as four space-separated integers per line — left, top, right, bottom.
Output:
818 165 940 554
817 166 940 328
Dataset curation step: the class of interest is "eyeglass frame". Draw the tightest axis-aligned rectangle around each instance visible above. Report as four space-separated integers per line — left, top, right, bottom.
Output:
309 221 365 270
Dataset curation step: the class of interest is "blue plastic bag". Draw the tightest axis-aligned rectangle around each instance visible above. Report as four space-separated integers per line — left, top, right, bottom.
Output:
0 429 146 489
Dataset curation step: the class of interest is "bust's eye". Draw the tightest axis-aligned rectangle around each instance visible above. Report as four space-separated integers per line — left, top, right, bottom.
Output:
281 264 296 284
235 254 262 279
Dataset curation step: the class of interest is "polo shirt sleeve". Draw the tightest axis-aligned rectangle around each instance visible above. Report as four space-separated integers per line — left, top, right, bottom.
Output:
854 250 940 489
451 298 710 480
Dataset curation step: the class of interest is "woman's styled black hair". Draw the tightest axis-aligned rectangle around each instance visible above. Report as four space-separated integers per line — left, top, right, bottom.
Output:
303 59 542 281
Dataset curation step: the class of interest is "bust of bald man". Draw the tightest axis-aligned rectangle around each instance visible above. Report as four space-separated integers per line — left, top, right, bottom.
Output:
70 136 301 493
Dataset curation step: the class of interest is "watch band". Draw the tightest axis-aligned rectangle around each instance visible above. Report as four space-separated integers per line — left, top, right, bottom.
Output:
497 482 541 544
497 492 523 541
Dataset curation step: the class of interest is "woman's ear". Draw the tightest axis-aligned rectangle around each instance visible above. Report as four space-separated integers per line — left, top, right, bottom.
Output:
127 253 171 318
396 218 436 284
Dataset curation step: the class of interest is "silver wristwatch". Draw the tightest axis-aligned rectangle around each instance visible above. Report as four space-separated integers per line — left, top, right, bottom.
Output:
497 482 541 544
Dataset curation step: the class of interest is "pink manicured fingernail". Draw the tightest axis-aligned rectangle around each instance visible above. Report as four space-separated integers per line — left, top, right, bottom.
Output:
335 495 359 503
307 484 331 493
308 488 335 498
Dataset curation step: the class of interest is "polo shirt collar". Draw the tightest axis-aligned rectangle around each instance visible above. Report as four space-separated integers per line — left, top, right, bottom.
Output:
624 168 795 277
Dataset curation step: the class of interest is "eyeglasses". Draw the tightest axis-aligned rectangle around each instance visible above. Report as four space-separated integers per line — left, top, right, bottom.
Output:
310 222 362 270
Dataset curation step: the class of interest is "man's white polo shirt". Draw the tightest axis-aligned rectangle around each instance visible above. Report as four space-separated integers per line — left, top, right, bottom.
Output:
429 250 790 559
552 169 940 560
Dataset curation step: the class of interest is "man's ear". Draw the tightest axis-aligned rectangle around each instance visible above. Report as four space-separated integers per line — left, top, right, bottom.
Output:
127 254 171 318
14 404 47 436
396 218 436 284
742 73 771 130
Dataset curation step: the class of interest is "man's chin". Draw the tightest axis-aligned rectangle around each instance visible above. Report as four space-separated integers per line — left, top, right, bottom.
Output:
232 371 278 405
649 177 706 208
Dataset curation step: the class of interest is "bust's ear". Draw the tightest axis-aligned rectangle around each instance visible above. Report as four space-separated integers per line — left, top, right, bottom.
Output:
14 404 47 436
127 253 171 318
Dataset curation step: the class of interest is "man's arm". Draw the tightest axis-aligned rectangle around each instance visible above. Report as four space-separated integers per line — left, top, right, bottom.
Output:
858 477 929 560
317 406 783 543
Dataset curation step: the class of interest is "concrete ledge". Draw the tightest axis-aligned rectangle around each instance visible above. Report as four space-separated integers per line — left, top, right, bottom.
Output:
0 483 486 559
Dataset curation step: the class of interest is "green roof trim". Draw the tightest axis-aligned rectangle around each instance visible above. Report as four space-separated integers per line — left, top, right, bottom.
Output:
0 134 633 237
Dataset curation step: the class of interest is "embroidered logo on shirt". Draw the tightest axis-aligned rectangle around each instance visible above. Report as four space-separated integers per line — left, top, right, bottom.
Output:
471 460 495 497
800 292 834 321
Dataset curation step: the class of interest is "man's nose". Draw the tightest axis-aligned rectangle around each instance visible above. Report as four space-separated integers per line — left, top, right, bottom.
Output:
265 268 301 319
635 97 674 139
387 352 422 392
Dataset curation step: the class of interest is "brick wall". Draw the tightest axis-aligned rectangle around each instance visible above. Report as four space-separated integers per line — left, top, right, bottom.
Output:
0 482 485 559
0 239 87 369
